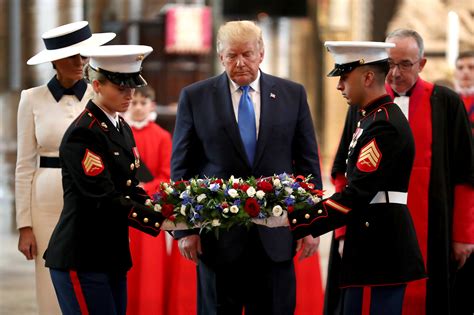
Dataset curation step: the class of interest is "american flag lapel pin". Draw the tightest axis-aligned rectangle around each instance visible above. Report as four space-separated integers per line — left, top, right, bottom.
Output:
270 93 276 99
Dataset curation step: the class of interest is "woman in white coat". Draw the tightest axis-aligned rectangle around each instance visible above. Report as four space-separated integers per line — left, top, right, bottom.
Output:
15 21 114 315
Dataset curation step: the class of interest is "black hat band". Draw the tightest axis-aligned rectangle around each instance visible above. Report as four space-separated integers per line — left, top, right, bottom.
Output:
43 24 92 50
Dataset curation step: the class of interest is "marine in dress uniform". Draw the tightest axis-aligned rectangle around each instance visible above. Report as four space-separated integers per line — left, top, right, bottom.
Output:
288 41 426 315
44 45 165 315
15 21 115 315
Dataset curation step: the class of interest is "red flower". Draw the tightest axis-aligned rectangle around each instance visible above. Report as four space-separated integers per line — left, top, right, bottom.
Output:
287 205 295 213
161 204 174 218
211 179 223 185
299 182 309 190
232 183 240 189
221 202 229 208
257 181 273 193
244 198 260 217
295 175 306 182
240 184 250 192
168 215 176 222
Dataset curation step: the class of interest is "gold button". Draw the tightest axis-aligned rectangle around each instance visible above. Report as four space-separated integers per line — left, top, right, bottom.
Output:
345 159 348 164
292 219 297 224
365 221 370 227
132 212 137 218
377 109 382 112
304 213 310 219
126 179 132 186
361 110 366 116
130 163 135 170
143 218 149 223
88 112 93 117
357 121 361 127
317 209 323 214
155 222 160 228
125 196 130 199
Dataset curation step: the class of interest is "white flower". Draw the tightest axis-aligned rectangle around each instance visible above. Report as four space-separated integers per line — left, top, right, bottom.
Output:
197 193 207 203
246 186 256 197
298 187 306 194
232 176 240 184
179 191 188 199
154 204 162 212
165 187 174 194
284 187 293 195
162 183 169 188
273 178 282 188
272 205 283 217
230 205 239 213
228 189 239 198
256 190 265 200
186 185 191 191
222 183 227 190
311 196 321 204
223 207 229 214
211 219 221 227
145 199 153 206
209 183 220 190
180 205 187 216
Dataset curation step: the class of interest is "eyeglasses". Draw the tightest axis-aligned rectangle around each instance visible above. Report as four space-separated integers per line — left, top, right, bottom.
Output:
388 59 420 71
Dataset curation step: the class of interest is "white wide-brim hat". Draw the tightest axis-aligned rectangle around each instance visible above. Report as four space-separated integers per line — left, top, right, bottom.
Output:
27 21 116 65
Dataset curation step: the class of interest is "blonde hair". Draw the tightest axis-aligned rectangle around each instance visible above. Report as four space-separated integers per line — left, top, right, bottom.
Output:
83 64 107 84
216 21 264 54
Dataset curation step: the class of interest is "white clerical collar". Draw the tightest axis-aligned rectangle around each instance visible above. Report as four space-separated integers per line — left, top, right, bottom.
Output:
228 70 261 93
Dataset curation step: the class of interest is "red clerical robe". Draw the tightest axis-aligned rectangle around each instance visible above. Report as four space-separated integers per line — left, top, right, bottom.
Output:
325 78 473 315
126 119 197 315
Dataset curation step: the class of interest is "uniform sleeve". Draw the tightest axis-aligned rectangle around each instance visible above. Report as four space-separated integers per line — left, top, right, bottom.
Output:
171 88 205 181
15 90 37 229
289 120 405 239
61 127 164 236
292 85 323 189
448 93 474 243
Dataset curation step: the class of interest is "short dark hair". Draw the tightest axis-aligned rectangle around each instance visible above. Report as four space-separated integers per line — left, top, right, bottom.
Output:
134 85 156 101
364 61 390 85
456 51 474 63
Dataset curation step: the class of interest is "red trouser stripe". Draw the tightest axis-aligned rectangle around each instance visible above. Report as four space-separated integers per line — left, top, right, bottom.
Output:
69 270 89 315
361 286 371 315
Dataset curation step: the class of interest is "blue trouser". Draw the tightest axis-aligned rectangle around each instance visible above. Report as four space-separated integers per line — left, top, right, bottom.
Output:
50 269 127 315
342 284 406 315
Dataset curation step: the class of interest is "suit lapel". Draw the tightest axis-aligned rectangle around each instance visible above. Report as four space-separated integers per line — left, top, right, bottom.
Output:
214 73 250 165
254 72 275 168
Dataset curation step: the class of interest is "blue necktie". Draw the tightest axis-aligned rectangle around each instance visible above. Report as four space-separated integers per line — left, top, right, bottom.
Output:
238 86 257 164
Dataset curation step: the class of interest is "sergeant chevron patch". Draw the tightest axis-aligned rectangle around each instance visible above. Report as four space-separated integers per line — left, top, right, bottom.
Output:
82 149 104 176
356 139 381 172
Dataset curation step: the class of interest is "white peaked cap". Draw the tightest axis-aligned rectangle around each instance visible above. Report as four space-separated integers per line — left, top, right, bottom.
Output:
324 41 395 76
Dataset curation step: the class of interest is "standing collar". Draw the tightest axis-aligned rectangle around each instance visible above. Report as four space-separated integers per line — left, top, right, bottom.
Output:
359 94 393 116
47 76 88 102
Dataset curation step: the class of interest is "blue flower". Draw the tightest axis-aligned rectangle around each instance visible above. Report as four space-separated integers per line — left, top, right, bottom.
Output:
284 196 295 206
233 199 241 206
195 205 204 212
291 182 300 189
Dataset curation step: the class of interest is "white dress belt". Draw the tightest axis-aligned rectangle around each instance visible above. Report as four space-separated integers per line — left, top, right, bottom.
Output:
370 191 408 205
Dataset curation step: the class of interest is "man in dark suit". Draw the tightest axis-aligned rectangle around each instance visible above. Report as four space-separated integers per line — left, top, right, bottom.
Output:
171 20 322 315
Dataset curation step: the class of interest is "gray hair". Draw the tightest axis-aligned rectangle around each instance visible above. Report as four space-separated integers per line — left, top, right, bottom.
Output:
386 29 424 58
216 20 264 54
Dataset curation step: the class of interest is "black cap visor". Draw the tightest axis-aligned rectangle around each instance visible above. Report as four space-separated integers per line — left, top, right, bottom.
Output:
327 59 389 77
93 67 148 88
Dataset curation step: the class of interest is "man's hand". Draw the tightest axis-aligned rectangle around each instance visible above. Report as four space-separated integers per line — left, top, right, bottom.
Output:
296 235 320 261
18 227 37 260
178 234 202 265
452 241 474 269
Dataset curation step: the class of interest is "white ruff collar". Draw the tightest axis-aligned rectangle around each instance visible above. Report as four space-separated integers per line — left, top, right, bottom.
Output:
123 111 157 130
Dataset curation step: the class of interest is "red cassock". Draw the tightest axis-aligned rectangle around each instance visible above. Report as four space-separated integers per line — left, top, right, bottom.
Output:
126 120 197 315
294 253 324 315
